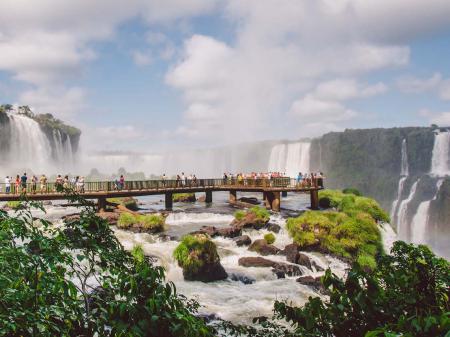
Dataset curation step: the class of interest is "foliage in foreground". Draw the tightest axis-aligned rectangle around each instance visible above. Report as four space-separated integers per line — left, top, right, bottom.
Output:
286 190 387 269
0 196 212 336
117 212 165 232
273 241 450 337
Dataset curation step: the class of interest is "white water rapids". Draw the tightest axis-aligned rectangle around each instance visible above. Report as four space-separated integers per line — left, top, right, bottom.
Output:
267 142 311 176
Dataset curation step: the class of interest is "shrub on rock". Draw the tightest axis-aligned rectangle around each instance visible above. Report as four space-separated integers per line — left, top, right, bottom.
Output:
232 206 271 230
117 213 165 233
264 233 276 245
173 193 196 202
107 197 139 211
173 234 227 282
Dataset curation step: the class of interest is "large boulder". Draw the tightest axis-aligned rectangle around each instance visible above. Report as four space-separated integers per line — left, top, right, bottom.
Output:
265 223 281 233
238 197 260 205
296 275 325 292
231 207 270 230
297 253 312 270
238 257 302 277
248 239 280 256
280 243 300 263
96 212 120 226
233 235 252 246
230 273 255 284
194 225 242 238
173 234 228 282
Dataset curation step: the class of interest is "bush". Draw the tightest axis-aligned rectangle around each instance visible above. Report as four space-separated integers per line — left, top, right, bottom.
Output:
250 206 270 222
0 194 212 336
117 212 165 232
234 210 246 220
5 201 21 209
264 233 276 244
273 242 450 337
173 193 196 202
342 187 362 196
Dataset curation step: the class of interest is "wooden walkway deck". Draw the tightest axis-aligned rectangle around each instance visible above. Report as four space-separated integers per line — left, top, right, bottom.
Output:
0 178 323 211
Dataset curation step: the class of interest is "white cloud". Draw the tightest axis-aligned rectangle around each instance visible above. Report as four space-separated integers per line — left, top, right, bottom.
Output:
132 50 153 66
430 112 450 126
289 96 357 122
439 80 450 100
396 73 442 93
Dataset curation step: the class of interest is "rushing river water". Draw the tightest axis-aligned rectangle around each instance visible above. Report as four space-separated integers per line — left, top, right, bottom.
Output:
4 191 397 324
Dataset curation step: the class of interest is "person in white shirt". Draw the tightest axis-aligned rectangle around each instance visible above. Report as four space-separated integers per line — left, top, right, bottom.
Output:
4 176 11 194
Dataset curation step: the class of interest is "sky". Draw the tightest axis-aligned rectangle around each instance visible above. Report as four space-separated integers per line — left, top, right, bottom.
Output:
1 0 450 153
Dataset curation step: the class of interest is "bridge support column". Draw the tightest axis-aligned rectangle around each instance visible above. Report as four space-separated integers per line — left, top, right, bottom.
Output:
97 197 107 212
165 192 173 210
282 191 288 198
229 190 237 204
205 190 213 203
264 191 281 212
310 189 319 210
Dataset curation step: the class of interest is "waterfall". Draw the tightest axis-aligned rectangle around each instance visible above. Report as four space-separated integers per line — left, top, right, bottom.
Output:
267 142 311 177
396 179 419 239
430 131 450 176
52 129 64 162
390 139 409 221
64 134 74 166
7 114 52 171
411 179 444 244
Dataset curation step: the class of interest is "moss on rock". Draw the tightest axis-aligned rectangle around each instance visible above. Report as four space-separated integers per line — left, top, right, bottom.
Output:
107 197 139 211
117 213 165 233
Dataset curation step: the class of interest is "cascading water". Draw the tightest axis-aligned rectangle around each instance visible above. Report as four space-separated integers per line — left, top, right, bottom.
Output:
390 139 409 222
7 114 53 171
411 179 444 244
267 142 311 177
396 179 419 239
430 131 450 176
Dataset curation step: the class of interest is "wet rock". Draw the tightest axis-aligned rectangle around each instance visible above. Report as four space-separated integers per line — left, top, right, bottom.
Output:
230 273 255 284
265 223 281 233
63 213 81 223
296 275 325 292
198 313 220 323
42 200 53 206
238 257 302 277
231 212 269 230
233 235 251 246
238 197 260 205
311 261 324 272
96 212 120 226
194 225 242 238
297 253 312 270
248 239 280 256
280 243 300 263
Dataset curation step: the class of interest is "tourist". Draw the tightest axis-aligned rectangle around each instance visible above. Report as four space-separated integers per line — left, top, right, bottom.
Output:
176 174 181 187
63 175 70 189
31 175 37 194
55 175 63 191
223 173 228 185
297 172 303 186
161 173 166 187
181 172 186 186
78 176 85 193
192 174 198 186
119 175 125 190
39 174 47 193
14 175 20 194
20 173 27 194
4 176 11 194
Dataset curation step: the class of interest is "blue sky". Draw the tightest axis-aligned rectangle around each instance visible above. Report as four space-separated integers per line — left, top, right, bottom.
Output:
1 0 450 152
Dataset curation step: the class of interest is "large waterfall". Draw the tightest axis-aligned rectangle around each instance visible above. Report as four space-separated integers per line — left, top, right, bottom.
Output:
267 142 311 176
396 179 419 238
7 114 53 172
431 131 450 176
390 139 409 222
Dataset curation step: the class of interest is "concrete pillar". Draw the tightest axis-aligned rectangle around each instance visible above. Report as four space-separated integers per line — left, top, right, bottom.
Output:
229 190 237 204
97 197 107 212
205 190 213 203
263 192 270 208
310 189 319 210
282 191 288 197
165 192 173 210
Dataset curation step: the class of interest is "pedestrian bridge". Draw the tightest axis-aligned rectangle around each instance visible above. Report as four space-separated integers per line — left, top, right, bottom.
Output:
0 177 323 212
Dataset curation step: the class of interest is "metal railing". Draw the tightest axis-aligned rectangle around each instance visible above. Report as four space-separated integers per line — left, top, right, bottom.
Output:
0 177 323 195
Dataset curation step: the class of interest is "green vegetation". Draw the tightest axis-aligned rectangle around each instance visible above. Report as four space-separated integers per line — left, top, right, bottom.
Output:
0 195 212 336
117 212 165 232
173 193 196 202
249 206 270 222
5 201 21 210
286 190 386 269
107 197 139 211
173 234 220 276
234 210 246 220
34 113 81 137
342 187 361 196
272 242 450 337
264 233 276 244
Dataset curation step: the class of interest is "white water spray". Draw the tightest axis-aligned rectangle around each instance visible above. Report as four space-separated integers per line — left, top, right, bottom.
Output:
390 139 409 221
396 179 419 239
268 142 311 176
431 131 450 176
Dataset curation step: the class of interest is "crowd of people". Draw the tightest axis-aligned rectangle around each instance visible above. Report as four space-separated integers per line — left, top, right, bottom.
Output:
0 171 325 195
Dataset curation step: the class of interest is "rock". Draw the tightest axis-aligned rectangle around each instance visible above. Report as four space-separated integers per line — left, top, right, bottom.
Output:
230 273 255 284
238 257 276 268
197 195 206 202
311 261 324 272
173 193 196 202
197 313 220 323
297 253 312 270
248 239 280 256
233 235 252 246
194 225 242 238
296 275 325 292
280 243 300 263
238 257 302 277
96 212 120 225
231 212 269 230
63 213 81 223
42 200 53 206
265 223 281 233
238 197 260 205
